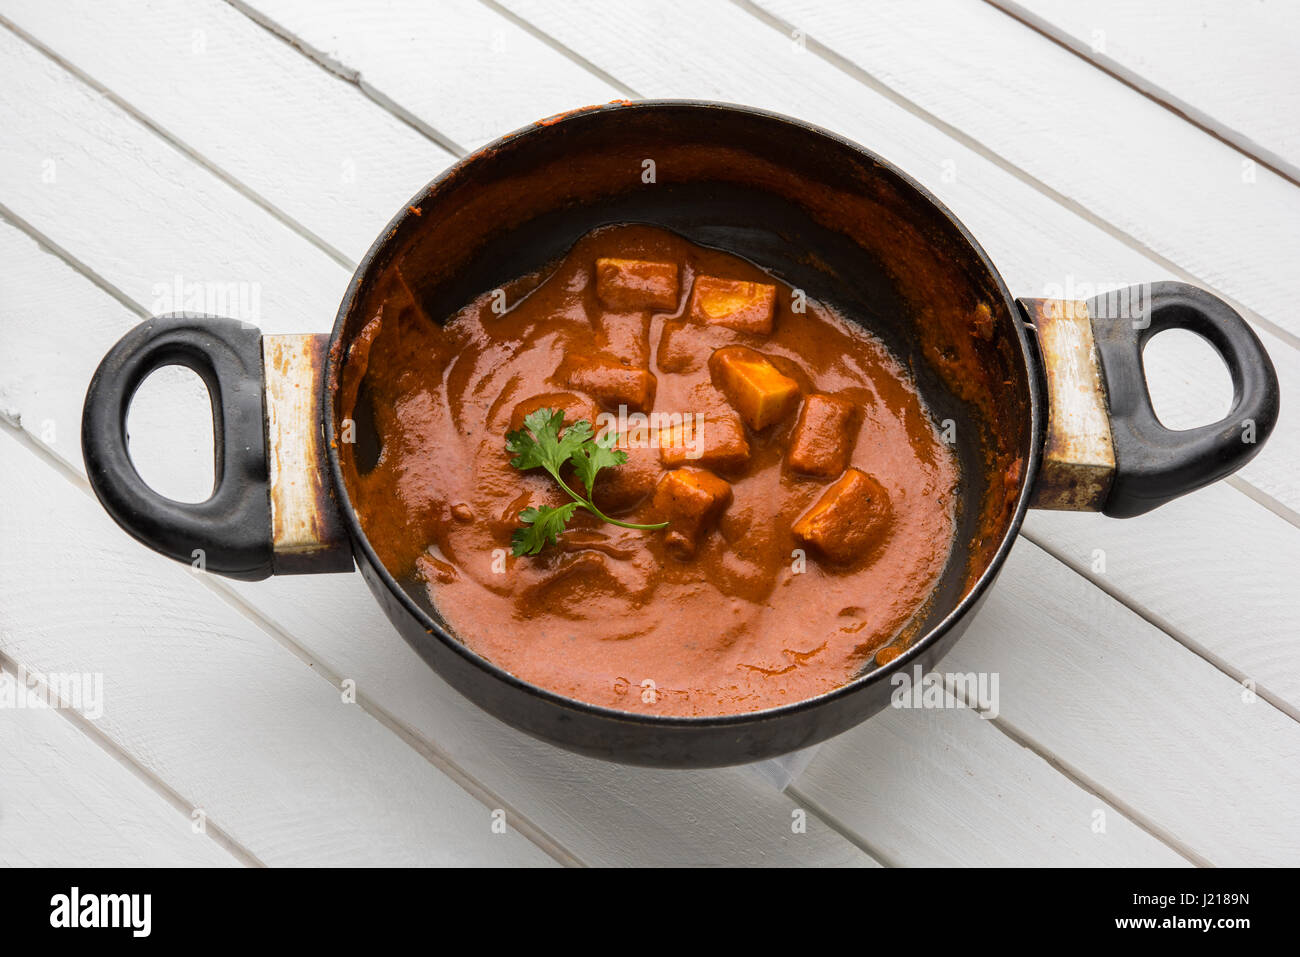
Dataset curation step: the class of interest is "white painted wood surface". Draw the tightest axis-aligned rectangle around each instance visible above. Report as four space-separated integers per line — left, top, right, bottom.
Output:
0 664 244 867
993 0 1300 182
0 0 1296 866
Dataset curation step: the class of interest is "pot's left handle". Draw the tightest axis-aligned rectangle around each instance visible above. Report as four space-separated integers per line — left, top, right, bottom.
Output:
82 314 353 580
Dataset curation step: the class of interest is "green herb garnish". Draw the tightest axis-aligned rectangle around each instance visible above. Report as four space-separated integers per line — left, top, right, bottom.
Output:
506 407 668 556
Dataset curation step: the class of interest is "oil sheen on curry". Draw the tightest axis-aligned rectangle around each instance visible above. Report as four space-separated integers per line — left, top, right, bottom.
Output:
341 224 959 716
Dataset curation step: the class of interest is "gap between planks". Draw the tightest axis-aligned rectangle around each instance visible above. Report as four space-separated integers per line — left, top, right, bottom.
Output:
0 14 353 270
1019 520 1300 725
0 201 147 321
784 781 901 866
982 0 1300 190
0 644 263 867
798 671 1209 867
221 0 470 157
939 671 1207 866
1225 474 1300 530
476 0 639 100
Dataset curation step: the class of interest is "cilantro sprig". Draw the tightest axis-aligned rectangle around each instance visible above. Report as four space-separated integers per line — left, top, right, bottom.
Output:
506 407 668 556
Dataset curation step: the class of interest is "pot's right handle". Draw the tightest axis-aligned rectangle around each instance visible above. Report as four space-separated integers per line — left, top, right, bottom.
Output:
1022 281 1279 517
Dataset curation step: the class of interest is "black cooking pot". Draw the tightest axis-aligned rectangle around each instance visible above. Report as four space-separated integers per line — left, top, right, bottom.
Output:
81 101 1279 767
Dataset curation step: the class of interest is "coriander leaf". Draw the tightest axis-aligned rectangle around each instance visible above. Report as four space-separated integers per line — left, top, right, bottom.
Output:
506 407 596 477
569 428 628 497
505 407 668 556
505 407 566 473
556 418 595 463
511 502 581 556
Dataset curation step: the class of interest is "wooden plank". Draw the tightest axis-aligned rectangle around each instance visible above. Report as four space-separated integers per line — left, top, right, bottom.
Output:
0 668 244 867
1022 482 1300 718
794 703 1187 867
941 538 1300 866
746 0 1300 346
0 0 456 261
0 429 555 868
994 0 1300 181
0 24 346 335
226 0 623 151
805 536 1300 866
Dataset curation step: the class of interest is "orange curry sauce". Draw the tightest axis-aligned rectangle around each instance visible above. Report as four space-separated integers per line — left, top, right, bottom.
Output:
342 224 959 716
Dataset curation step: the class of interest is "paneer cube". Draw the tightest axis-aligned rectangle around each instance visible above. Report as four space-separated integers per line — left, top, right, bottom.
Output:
688 276 777 334
593 311 651 367
595 258 680 312
793 468 892 565
786 393 858 477
559 355 657 412
708 346 801 430
659 411 750 472
656 319 696 373
656 319 736 374
651 468 733 559
591 442 662 514
508 392 597 434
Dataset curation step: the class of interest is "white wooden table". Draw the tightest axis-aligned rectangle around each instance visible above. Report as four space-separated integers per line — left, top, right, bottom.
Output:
2 0 1297 867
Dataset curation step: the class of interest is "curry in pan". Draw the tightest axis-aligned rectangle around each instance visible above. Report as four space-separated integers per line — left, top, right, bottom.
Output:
340 224 959 716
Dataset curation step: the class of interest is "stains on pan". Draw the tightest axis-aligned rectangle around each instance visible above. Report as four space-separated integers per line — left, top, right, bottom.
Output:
264 332 353 574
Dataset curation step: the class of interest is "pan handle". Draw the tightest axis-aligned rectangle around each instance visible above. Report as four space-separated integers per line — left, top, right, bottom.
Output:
1021 282 1279 517
82 315 351 579
1088 282 1279 517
